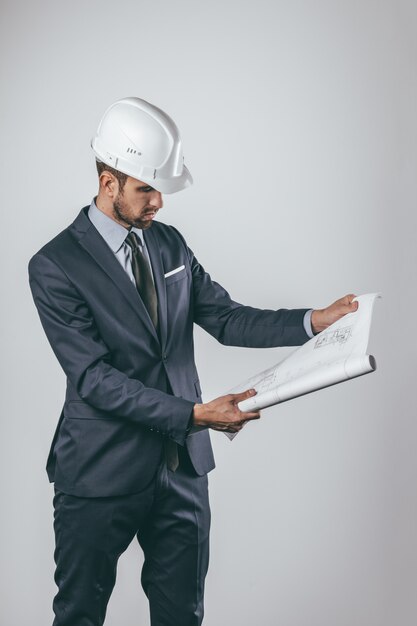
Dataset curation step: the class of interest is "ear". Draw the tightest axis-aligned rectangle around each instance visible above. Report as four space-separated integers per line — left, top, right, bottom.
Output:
99 171 118 198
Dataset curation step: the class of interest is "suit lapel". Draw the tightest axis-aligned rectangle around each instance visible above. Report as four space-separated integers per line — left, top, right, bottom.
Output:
73 208 160 343
144 226 168 352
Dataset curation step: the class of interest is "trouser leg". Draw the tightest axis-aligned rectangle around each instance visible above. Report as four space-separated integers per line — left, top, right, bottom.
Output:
52 485 154 626
137 448 211 626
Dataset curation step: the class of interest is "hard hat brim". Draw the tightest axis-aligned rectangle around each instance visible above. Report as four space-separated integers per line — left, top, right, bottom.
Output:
92 137 193 194
151 165 193 194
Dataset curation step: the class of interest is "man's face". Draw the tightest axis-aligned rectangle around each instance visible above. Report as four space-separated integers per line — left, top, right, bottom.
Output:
112 176 163 230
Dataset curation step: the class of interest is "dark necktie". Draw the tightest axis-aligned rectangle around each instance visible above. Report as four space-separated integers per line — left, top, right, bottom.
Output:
125 231 158 329
125 231 179 471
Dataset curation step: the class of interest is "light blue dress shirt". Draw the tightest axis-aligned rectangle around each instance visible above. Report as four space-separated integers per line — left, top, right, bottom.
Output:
303 309 314 339
88 198 154 285
88 198 314 338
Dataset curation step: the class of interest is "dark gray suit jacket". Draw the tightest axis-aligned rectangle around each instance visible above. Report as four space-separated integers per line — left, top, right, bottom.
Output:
29 205 311 497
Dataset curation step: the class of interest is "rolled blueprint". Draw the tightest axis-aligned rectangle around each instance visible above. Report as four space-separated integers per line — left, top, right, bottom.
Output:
227 293 380 437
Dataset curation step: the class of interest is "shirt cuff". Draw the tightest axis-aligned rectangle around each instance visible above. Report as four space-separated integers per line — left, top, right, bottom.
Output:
303 309 315 339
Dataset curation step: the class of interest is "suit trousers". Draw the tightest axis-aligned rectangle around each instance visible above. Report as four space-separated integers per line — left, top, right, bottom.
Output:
52 445 211 626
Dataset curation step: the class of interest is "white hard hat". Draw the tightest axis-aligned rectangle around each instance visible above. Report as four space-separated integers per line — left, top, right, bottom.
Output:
91 97 193 194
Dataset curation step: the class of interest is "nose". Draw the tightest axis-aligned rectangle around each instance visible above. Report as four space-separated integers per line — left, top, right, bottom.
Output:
150 191 163 210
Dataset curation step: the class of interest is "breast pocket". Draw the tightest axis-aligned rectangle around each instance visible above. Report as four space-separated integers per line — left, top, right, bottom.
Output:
165 265 187 285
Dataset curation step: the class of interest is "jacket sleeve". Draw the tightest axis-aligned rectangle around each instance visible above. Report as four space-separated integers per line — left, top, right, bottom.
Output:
28 252 194 445
184 244 311 348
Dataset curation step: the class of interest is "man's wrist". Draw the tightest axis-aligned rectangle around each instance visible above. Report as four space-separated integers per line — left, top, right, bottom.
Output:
311 309 324 334
193 403 205 426
184 404 208 435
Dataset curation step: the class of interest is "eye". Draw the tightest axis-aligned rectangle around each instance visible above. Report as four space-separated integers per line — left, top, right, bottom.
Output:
138 186 154 193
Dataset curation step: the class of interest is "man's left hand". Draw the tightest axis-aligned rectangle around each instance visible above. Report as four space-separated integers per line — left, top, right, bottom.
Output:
311 294 359 334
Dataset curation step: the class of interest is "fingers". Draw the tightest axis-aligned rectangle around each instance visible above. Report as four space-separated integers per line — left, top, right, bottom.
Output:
223 413 261 433
333 294 358 312
223 423 244 433
204 389 261 433
341 293 358 311
229 388 257 404
230 389 260 420
240 410 261 421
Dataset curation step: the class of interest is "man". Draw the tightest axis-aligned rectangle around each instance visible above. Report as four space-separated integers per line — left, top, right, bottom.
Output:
29 97 358 626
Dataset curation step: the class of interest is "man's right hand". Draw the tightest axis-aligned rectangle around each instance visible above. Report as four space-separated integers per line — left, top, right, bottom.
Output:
193 389 261 433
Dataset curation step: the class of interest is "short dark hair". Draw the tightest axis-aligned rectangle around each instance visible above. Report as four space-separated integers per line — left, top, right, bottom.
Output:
95 160 128 191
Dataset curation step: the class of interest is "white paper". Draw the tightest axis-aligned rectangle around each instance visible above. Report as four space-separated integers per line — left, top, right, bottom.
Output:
226 293 380 439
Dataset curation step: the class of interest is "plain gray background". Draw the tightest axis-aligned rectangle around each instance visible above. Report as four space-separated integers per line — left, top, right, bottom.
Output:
1 0 416 624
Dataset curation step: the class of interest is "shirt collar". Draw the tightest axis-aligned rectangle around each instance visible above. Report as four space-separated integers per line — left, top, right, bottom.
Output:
88 198 145 252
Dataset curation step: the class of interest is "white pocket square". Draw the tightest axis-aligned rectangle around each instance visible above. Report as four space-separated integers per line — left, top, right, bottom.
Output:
164 265 185 278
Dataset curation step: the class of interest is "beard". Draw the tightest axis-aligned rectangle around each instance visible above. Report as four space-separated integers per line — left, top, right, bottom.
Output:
112 193 153 230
